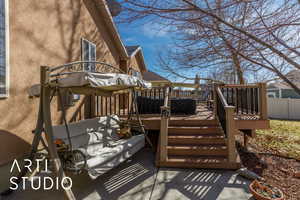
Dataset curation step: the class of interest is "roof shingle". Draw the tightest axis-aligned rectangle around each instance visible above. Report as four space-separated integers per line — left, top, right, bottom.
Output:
142 71 170 82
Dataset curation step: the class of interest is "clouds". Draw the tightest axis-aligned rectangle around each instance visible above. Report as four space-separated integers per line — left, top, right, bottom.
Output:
124 37 136 43
117 20 175 72
142 22 171 38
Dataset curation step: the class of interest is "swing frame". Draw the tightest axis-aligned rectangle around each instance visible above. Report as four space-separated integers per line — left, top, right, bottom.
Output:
2 62 152 200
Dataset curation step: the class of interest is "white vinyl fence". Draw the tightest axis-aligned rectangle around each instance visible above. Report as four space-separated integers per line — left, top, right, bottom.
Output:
268 97 300 120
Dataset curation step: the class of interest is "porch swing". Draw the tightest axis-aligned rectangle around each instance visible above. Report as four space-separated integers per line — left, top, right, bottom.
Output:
2 61 152 199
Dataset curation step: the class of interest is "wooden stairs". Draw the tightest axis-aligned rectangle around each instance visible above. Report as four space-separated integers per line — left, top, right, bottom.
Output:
156 119 241 169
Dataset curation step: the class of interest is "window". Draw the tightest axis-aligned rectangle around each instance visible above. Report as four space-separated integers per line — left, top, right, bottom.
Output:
81 38 96 72
0 0 8 98
129 68 142 78
133 70 141 78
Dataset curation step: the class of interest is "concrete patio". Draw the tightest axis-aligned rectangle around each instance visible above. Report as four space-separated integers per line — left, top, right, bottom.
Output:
1 149 253 200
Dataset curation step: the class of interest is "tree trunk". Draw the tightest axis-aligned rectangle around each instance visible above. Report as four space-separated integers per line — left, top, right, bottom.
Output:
232 53 245 84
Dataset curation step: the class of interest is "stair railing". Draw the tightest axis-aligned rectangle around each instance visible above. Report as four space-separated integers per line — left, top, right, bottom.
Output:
219 83 268 120
159 87 171 163
214 85 237 163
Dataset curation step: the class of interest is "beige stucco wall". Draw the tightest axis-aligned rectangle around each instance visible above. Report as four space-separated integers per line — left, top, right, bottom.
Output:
129 53 147 74
129 55 140 72
0 0 121 165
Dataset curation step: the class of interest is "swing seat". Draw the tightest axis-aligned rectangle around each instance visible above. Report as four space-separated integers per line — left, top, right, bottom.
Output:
52 115 145 179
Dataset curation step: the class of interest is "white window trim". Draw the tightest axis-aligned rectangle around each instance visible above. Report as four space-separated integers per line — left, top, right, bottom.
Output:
81 38 96 72
0 0 9 98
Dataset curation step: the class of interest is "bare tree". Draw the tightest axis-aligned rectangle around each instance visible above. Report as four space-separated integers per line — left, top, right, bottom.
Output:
118 0 300 94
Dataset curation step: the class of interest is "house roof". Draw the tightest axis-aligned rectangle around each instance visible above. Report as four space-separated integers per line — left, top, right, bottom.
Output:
86 0 148 72
268 81 300 89
125 46 140 57
142 71 170 82
126 45 147 72
90 0 128 59
268 70 300 90
106 0 122 17
286 69 300 83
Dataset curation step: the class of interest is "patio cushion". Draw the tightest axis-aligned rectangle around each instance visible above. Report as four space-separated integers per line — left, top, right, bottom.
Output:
52 115 145 179
84 134 145 179
52 115 120 140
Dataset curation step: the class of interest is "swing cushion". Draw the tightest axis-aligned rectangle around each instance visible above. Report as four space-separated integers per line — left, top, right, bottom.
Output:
52 115 145 179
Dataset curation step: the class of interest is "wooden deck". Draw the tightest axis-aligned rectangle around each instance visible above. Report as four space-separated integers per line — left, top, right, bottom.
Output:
139 104 214 120
132 103 269 131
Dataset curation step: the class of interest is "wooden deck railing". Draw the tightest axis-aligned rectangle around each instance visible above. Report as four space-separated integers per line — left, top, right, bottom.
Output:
159 87 171 162
215 86 237 162
220 83 268 120
69 92 132 123
136 87 195 115
94 93 131 117
137 87 166 114
137 87 166 99
170 89 193 98
69 96 87 123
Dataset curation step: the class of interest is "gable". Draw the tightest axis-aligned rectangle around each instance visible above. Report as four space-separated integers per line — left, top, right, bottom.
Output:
84 0 128 60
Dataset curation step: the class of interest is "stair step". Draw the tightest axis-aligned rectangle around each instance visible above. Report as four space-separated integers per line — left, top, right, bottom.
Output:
168 155 227 163
168 135 226 145
168 126 223 135
169 120 219 127
158 155 240 169
167 145 228 156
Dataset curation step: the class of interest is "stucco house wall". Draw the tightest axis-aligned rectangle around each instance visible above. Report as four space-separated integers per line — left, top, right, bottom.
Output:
0 0 132 165
129 55 142 73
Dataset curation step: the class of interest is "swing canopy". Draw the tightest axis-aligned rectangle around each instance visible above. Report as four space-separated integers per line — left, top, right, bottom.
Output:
57 71 151 92
29 61 151 97
44 61 151 179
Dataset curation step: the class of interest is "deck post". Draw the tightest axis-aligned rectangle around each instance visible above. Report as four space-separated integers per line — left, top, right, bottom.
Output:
160 106 170 162
159 87 170 163
258 82 268 120
225 106 237 163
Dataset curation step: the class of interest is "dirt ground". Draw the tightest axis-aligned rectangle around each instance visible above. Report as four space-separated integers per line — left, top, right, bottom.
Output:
237 139 300 200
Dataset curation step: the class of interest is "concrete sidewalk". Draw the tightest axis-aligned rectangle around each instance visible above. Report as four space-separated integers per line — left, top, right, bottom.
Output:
1 149 253 200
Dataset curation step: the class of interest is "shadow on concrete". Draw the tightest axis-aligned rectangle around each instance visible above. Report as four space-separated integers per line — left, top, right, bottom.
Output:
153 167 252 200
3 148 157 200
72 148 157 200
2 148 253 200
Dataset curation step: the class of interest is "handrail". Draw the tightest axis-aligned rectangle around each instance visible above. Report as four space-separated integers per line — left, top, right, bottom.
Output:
216 87 229 107
220 84 259 88
159 87 171 163
215 85 237 163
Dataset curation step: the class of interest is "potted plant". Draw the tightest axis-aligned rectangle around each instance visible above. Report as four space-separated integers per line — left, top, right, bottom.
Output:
249 180 284 200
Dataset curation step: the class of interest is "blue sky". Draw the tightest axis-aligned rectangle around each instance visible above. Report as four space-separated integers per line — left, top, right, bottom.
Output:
116 21 209 83
116 22 173 75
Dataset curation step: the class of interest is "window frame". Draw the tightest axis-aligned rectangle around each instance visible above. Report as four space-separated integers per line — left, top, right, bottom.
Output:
81 38 96 72
0 0 9 98
129 67 142 78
